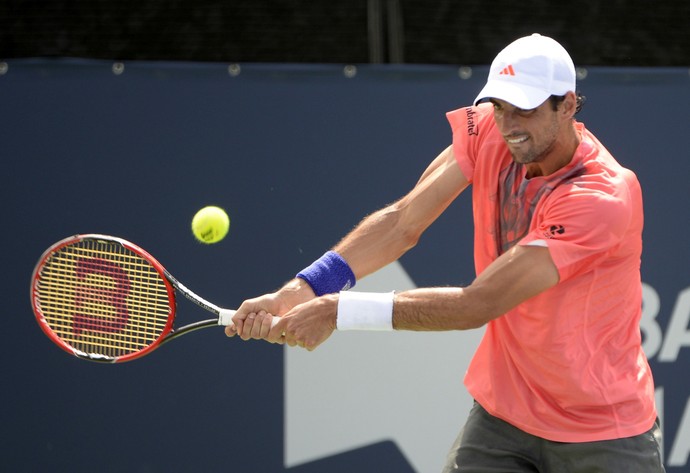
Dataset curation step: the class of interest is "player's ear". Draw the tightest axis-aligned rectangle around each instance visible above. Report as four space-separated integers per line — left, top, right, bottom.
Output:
560 91 578 119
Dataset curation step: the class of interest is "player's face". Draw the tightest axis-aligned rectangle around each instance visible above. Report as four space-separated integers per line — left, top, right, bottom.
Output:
490 98 561 166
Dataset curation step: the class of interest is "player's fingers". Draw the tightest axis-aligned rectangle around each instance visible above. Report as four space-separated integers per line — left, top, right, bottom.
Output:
257 312 274 339
224 323 238 337
239 313 257 340
232 298 267 337
267 316 287 344
250 311 269 339
230 313 246 337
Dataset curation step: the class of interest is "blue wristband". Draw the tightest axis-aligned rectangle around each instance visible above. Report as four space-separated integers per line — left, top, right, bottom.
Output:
296 251 356 296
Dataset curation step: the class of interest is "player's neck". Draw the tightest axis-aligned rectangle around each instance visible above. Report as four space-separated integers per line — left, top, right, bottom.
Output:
525 124 581 178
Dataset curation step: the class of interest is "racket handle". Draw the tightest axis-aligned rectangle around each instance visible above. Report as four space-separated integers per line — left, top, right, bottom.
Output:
218 309 237 326
218 310 282 330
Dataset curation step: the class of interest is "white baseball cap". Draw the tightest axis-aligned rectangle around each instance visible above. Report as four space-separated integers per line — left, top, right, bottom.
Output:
474 33 576 109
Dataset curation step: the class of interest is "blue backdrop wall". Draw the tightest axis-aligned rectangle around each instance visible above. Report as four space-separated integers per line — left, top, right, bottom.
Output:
2 60 689 472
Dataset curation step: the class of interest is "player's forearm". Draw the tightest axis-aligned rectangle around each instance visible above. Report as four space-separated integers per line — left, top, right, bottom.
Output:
392 286 495 331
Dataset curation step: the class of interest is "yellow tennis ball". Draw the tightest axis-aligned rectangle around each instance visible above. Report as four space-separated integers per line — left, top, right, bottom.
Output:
191 206 230 244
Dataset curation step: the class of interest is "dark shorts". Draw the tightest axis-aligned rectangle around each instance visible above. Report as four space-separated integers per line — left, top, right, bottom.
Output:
442 402 665 473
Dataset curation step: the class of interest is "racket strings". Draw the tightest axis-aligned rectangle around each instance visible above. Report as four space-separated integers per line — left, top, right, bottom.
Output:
34 239 172 359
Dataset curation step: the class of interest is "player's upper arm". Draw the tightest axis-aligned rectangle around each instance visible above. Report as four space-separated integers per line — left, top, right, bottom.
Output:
463 244 560 326
521 179 639 283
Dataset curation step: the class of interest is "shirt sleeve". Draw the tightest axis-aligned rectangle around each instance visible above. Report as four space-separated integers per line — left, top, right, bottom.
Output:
520 184 634 283
446 104 494 183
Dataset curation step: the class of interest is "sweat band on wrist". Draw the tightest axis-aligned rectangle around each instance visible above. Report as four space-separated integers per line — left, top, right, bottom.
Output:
336 291 394 331
296 251 356 296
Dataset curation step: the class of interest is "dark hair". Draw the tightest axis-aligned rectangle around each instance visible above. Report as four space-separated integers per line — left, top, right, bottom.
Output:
549 92 586 114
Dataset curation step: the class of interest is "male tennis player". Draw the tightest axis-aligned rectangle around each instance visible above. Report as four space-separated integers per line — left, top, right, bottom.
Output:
228 34 664 472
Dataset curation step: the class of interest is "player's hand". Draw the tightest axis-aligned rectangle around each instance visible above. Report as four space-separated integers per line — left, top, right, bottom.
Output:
227 294 281 340
270 294 339 351
226 278 315 339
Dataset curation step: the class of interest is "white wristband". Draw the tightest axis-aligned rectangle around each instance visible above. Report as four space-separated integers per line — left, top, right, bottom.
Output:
336 291 394 331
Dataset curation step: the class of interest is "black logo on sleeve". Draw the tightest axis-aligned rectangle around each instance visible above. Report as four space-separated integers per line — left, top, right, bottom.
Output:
545 225 565 238
465 107 478 136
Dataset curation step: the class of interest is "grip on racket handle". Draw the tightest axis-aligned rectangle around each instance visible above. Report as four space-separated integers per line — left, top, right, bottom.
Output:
218 309 282 329
218 309 237 326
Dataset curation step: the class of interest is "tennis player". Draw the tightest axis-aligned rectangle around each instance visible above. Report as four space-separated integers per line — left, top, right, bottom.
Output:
228 34 664 472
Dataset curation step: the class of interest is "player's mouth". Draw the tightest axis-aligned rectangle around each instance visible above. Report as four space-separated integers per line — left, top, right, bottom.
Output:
506 135 529 145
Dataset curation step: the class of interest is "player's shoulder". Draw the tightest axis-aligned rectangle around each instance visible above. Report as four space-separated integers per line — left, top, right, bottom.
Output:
565 127 640 198
547 133 641 231
446 103 496 138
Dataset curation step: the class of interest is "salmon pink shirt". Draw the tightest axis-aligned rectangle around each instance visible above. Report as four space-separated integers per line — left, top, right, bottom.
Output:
447 103 656 442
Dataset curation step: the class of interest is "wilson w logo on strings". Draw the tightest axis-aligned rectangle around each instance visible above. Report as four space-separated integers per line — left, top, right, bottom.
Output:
73 257 132 335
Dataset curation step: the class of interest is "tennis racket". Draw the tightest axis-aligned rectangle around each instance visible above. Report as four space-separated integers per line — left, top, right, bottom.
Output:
30 234 238 363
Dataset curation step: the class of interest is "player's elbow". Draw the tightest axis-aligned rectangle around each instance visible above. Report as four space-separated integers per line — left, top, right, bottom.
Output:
459 286 507 329
388 202 426 252
457 309 496 330
398 226 423 252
